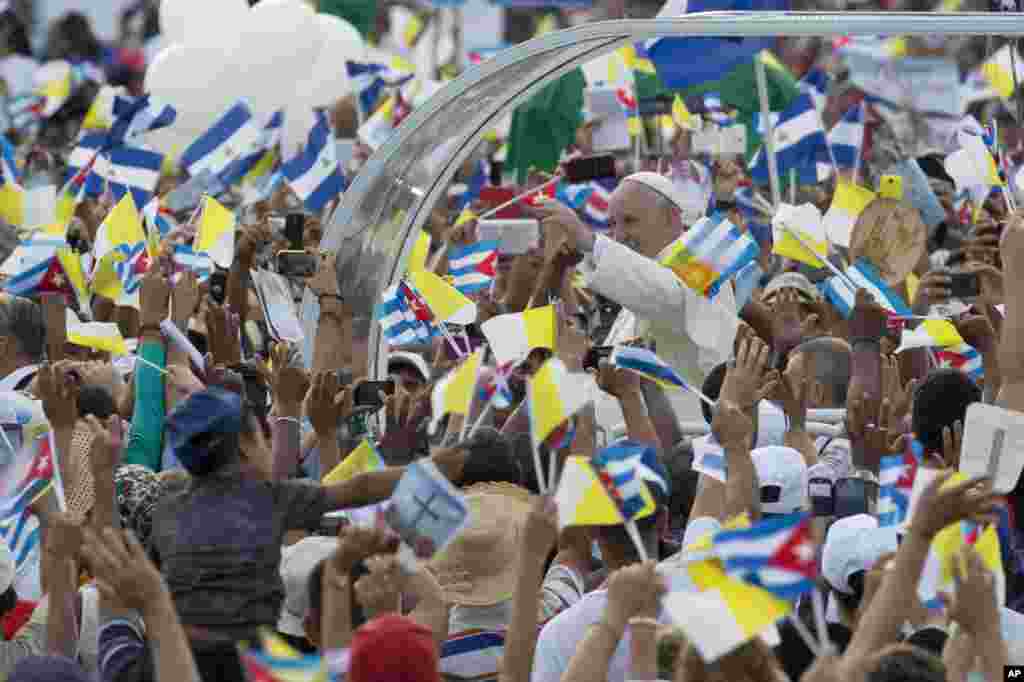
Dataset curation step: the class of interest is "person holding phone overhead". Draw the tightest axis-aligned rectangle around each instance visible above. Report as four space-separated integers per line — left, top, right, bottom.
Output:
534 166 738 427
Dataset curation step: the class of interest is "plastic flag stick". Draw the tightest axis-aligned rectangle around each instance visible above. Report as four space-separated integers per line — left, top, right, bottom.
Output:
478 176 561 221
625 519 649 562
789 614 822 657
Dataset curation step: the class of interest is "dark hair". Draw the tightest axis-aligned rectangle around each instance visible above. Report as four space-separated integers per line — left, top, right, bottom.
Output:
78 385 116 419
911 369 982 453
0 585 17 616
700 362 729 425
830 569 866 616
793 337 851 407
46 12 103 61
864 644 945 682
189 638 246 682
509 432 542 494
0 10 32 57
457 427 523 488
0 297 45 363
595 512 660 563
775 619 852 682
666 441 699 532
903 628 948 658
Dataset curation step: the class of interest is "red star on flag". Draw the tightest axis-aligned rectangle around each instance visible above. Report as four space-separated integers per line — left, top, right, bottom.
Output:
615 87 637 113
37 259 72 298
475 250 497 279
896 451 918 491
399 282 434 323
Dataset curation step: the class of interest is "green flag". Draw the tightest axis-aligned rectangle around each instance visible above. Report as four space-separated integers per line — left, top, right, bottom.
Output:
507 68 587 185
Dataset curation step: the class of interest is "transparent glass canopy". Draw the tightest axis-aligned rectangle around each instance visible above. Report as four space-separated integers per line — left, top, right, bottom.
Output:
312 12 1024 382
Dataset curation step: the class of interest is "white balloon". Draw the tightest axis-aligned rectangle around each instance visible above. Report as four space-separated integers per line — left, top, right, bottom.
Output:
293 14 364 108
281 98 318 159
229 0 324 117
160 0 249 48
143 125 202 159
145 43 244 134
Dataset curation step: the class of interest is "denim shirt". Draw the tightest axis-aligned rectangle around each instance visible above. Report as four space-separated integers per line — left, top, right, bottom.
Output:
150 470 330 634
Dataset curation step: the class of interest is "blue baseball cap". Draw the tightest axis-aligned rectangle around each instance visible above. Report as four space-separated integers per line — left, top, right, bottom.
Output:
166 387 244 475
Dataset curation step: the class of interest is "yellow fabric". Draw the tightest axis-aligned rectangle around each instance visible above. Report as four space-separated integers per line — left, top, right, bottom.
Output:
407 230 431 274
322 440 384 485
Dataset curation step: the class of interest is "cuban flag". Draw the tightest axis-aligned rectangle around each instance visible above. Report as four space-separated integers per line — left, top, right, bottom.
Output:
180 100 264 181
591 441 661 521
582 178 614 229
448 240 498 296
91 144 164 209
712 513 817 600
936 343 984 383
0 429 56 576
222 110 283 186
749 94 828 185
375 282 437 346
107 94 177 145
281 110 347 214
0 238 67 297
878 453 916 527
479 362 516 410
829 102 866 172
817 259 912 319
65 133 108 198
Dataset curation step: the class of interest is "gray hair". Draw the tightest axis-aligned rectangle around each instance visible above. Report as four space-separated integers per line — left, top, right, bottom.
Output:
794 337 851 408
0 296 45 363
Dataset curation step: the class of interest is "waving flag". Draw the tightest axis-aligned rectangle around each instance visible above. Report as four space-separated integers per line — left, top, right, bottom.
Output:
799 67 829 112
582 178 614 229
322 440 385 485
406 270 477 326
91 144 164 209
897 319 965 351
180 100 263 180
1 237 68 296
448 240 498 296
453 160 488 215
107 94 176 145
376 282 437 346
0 142 23 227
615 86 641 137
646 0 786 91
591 441 658 522
142 196 176 239
66 308 128 356
65 133 107 199
712 513 817 599
772 203 828 268
975 44 1024 100
660 213 759 298
818 259 912 319
281 110 346 214
222 110 283 186
347 59 415 117
479 362 516 410
91 193 148 300
749 94 827 184
936 343 984 383
194 195 236 269
528 358 590 450
430 349 485 433
878 452 916 527
611 345 689 391
239 631 323 682
170 245 213 282
441 631 505 681
556 455 648 529
829 102 865 172
822 182 875 249
480 305 556 366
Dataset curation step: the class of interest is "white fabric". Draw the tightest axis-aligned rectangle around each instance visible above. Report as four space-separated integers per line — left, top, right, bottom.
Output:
77 584 100 673
0 55 38 96
581 236 738 433
0 365 40 392
751 446 808 515
531 590 671 682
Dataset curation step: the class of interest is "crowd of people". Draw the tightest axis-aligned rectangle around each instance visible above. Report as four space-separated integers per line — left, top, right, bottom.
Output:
0 0 1022 681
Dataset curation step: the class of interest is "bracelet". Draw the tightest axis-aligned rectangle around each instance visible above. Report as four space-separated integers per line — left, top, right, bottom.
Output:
628 617 659 628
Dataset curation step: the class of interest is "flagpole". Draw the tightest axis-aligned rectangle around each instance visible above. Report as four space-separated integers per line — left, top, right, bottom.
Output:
477 176 561 221
811 585 834 654
548 442 560 495
624 519 649 563
788 613 822 657
755 56 782 210
531 437 548 495
466 402 492 439
852 101 865 185
781 225 858 290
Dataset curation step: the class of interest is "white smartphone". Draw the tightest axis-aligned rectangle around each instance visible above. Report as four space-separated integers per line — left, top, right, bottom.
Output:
477 219 541 256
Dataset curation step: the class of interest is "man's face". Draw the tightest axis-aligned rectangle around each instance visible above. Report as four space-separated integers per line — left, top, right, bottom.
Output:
608 182 677 258
390 366 425 395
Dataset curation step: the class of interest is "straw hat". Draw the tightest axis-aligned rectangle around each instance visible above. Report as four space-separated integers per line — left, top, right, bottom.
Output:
428 482 532 607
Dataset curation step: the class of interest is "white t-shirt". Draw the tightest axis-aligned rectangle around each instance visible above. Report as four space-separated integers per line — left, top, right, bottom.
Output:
531 589 670 682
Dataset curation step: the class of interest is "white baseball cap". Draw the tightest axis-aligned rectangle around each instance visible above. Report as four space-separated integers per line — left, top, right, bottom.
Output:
822 514 899 595
0 543 14 595
751 446 808 515
388 351 431 384
277 537 339 638
624 170 709 226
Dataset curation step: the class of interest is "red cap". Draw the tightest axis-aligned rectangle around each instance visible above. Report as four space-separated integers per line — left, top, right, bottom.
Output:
349 615 440 682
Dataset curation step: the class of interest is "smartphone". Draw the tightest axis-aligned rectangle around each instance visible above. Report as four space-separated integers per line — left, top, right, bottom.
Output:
477 219 540 256
285 213 306 250
564 154 617 184
354 380 396 408
582 346 614 372
208 270 228 305
833 478 871 519
276 250 318 278
808 477 835 517
948 272 981 300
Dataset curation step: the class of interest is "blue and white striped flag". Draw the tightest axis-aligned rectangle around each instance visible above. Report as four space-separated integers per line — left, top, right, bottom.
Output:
171 244 213 282
65 132 107 198
180 100 263 181
375 283 437 346
799 67 829 112
440 631 505 680
878 454 910 527
712 513 817 599
828 102 865 172
142 196 176 238
92 144 164 208
107 94 177 145
0 135 19 185
346 60 415 117
281 110 346 214
817 259 912 319
448 240 498 296
221 110 283 186
749 94 828 184
611 345 688 391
